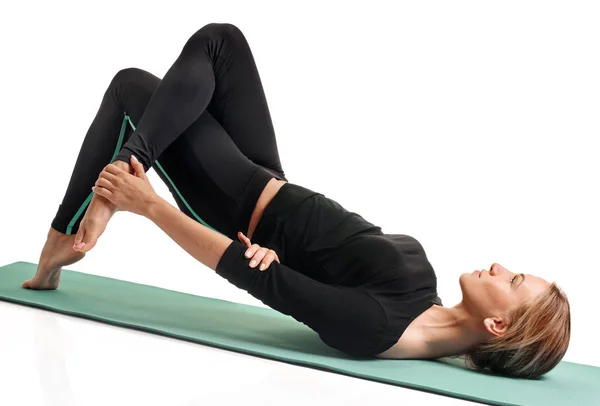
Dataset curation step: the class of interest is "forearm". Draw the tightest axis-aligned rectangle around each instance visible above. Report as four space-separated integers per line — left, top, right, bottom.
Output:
145 196 234 271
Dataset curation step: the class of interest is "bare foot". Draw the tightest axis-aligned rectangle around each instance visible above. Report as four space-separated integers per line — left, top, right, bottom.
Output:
22 227 86 290
73 160 133 254
72 193 118 254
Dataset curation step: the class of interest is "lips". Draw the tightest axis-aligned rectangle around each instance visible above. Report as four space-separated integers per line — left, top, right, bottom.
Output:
473 270 481 277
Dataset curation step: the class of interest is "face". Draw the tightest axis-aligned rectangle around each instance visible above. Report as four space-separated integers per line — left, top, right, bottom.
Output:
459 263 551 326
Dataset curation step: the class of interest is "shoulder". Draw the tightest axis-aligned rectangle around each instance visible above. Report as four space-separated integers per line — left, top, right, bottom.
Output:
375 234 438 279
383 233 427 251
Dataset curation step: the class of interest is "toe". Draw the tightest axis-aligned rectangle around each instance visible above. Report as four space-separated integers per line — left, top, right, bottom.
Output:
80 240 95 253
74 226 85 247
73 237 85 251
22 280 31 289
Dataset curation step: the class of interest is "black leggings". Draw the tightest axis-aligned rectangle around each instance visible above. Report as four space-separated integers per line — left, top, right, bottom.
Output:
50 23 389 357
51 23 287 240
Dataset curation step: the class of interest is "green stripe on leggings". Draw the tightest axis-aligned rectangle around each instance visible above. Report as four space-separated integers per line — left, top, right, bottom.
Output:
66 112 219 236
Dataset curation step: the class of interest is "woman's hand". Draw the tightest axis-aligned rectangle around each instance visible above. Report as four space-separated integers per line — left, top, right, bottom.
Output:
237 231 280 271
92 155 158 217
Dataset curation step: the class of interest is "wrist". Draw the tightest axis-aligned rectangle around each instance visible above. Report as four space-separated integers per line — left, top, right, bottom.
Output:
144 195 166 220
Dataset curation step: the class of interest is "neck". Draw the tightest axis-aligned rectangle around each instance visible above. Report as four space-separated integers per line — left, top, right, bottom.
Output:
416 302 487 359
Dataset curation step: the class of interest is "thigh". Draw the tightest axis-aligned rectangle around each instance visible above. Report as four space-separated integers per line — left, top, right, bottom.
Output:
148 125 238 238
117 66 281 238
191 23 287 179
141 109 279 240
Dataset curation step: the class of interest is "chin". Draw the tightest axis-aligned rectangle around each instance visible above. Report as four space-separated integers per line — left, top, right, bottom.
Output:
458 272 469 290
459 272 473 282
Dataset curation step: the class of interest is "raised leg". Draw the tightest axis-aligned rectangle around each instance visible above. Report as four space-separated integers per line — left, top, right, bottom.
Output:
113 23 286 179
112 22 289 239
25 22 289 289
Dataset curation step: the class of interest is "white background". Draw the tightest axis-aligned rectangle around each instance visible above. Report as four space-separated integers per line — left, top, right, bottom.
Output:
0 1 598 405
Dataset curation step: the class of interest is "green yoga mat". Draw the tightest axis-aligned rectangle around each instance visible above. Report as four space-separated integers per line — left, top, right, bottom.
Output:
0 261 597 406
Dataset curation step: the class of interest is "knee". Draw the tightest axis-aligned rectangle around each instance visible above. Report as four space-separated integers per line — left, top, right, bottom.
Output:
183 22 245 51
205 23 244 39
109 67 144 89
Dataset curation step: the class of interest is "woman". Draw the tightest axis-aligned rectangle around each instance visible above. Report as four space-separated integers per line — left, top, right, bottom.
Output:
24 23 570 379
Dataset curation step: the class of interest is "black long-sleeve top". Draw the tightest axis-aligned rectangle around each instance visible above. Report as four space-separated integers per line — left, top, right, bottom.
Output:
216 183 443 357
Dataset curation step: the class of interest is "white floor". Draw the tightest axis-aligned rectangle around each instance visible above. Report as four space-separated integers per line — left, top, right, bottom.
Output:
2 2 599 404
0 301 477 406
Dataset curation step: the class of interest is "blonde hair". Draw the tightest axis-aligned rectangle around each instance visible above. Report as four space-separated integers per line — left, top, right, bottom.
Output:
465 282 570 379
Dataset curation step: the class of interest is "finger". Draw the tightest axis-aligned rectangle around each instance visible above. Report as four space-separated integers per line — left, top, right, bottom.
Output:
249 247 269 268
92 186 114 204
99 169 118 184
244 243 261 259
103 163 126 176
130 155 147 179
274 253 280 264
259 251 278 271
74 222 85 247
95 177 115 191
238 232 251 248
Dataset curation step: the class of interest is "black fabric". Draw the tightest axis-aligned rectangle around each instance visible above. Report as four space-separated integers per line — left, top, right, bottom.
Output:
51 22 442 358
52 23 286 239
217 183 442 356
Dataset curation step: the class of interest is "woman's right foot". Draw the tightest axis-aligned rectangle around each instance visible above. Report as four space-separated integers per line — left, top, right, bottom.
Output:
72 193 118 254
72 160 132 254
23 161 132 289
22 228 86 290
23 191 119 289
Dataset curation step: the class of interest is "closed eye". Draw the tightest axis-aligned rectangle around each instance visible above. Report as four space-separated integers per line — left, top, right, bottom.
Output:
511 273 526 288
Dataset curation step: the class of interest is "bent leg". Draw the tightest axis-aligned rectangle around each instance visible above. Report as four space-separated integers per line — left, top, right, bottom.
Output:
50 62 278 245
114 23 287 181
52 22 289 249
113 23 290 239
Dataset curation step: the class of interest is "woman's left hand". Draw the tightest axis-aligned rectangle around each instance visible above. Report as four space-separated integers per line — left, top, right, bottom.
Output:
92 155 158 217
237 231 280 271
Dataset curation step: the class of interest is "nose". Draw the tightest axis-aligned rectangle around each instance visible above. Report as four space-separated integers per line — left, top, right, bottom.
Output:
491 263 510 276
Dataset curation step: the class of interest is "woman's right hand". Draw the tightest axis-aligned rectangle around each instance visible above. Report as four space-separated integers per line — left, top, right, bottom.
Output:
237 231 280 271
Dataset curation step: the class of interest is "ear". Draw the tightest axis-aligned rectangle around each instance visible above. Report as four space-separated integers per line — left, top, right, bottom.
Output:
483 316 510 337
